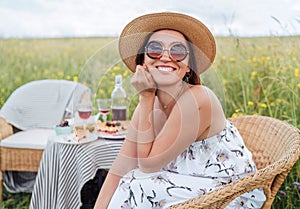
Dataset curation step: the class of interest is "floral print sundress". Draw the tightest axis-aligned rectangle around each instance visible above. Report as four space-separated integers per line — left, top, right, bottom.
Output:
108 121 266 209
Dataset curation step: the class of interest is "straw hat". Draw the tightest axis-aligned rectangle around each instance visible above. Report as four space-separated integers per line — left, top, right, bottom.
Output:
119 12 216 74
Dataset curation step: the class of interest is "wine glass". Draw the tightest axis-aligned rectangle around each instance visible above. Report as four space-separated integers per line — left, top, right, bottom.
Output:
77 103 93 132
96 99 111 122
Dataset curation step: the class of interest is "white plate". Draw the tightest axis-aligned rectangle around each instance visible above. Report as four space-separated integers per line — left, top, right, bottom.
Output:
97 133 126 140
50 133 98 144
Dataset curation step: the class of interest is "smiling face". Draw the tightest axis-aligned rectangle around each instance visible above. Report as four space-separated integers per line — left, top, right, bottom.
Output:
143 30 191 85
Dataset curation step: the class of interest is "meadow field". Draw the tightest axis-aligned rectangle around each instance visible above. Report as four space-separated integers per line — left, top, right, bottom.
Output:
0 36 299 208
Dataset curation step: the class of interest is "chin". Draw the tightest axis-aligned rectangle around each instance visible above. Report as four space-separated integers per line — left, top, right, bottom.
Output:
155 76 181 87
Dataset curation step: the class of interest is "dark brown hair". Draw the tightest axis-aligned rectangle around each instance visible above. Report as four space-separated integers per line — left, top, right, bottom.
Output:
135 30 201 85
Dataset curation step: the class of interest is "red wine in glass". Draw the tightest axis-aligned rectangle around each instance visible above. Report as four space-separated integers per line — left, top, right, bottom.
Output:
77 104 93 131
99 109 110 115
96 99 111 122
78 109 92 120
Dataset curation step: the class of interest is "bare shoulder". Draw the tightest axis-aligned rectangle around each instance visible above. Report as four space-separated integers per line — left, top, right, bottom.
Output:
189 85 227 138
187 85 219 106
189 85 216 95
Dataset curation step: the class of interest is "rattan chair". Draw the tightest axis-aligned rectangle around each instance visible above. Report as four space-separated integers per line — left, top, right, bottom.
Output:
169 115 300 209
0 79 91 200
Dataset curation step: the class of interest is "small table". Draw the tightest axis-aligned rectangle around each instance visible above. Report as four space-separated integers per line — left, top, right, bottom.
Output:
29 136 123 209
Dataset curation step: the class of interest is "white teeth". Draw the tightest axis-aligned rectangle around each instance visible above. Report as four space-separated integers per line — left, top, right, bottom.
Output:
158 67 173 72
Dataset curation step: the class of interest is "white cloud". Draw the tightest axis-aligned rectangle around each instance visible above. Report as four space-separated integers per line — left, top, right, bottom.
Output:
0 0 299 38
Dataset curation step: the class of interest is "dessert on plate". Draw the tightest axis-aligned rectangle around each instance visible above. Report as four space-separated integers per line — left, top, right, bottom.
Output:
97 121 129 135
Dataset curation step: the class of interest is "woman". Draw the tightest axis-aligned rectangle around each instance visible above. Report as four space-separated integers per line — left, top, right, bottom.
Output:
94 12 266 209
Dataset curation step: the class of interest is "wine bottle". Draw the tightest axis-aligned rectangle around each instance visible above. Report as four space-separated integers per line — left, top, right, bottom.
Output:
111 75 127 120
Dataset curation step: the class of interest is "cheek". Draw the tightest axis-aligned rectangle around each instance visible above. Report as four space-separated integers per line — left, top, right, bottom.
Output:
144 56 156 67
182 55 190 68
178 62 190 74
178 54 190 70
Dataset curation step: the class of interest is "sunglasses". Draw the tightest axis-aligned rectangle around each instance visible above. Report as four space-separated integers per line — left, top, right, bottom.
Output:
145 41 189 62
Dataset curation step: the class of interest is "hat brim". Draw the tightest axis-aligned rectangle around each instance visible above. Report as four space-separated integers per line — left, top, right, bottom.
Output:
119 12 216 74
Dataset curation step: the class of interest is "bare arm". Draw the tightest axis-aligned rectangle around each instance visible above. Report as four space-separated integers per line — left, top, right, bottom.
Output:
93 109 140 209
138 86 226 172
93 172 121 209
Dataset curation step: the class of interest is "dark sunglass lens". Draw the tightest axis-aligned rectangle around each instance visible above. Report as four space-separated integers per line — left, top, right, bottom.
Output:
147 42 163 59
170 44 187 61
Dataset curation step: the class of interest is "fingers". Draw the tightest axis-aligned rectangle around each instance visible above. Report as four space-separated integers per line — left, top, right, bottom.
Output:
131 65 156 94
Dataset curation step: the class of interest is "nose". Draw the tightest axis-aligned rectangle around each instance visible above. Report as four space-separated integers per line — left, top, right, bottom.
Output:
160 49 172 61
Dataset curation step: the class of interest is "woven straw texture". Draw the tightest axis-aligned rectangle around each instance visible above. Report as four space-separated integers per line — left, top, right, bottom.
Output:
0 117 43 200
1 147 43 172
119 12 216 74
168 115 300 209
0 117 13 140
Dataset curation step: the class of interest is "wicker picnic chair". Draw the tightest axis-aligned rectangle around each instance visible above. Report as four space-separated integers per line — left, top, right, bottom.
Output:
0 79 91 200
169 115 300 209
0 118 44 201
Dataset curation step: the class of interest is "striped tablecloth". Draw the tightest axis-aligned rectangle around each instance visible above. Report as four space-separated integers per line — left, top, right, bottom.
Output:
29 138 123 209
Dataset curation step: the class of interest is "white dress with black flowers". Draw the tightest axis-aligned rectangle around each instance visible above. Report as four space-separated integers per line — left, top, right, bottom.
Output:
107 121 266 209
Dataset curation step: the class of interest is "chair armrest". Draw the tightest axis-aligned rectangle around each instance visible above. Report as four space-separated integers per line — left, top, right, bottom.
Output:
168 166 277 209
169 116 300 209
0 117 13 141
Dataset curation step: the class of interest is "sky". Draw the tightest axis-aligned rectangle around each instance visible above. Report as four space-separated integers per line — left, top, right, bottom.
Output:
0 0 299 38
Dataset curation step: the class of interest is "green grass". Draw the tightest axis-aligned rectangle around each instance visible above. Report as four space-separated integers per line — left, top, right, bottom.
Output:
0 187 31 209
0 36 299 208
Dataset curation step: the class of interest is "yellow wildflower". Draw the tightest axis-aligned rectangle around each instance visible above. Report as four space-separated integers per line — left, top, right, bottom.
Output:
231 113 238 118
260 55 266 61
113 66 121 71
229 57 236 62
251 71 257 80
297 83 300 89
73 76 78 82
248 101 254 106
98 89 105 95
258 103 267 108
123 71 129 77
43 69 49 75
25 52 30 58
289 50 295 56
294 68 299 77
58 71 64 77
